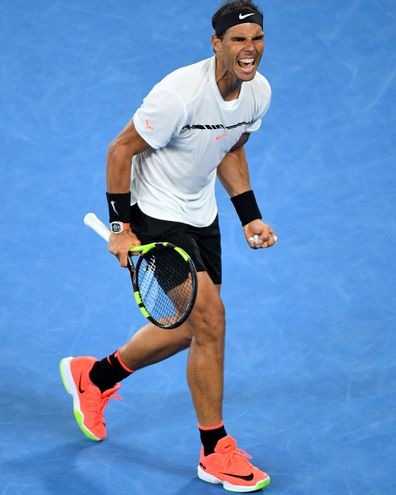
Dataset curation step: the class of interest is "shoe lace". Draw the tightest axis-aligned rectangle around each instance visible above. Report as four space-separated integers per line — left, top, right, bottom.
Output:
98 388 121 415
222 447 252 471
85 385 121 424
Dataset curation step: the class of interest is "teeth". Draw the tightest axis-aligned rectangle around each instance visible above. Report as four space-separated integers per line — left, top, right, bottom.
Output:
239 58 254 63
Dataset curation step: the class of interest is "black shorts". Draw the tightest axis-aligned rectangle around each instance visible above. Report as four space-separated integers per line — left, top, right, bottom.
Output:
130 203 222 285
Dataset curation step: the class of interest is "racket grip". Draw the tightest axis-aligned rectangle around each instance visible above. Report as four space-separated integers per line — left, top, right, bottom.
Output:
84 212 110 242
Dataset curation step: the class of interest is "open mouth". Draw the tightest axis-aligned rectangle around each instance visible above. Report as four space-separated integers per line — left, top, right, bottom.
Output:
236 58 256 74
237 58 255 68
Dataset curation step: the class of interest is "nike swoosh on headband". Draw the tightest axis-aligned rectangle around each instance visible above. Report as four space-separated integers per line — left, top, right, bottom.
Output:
239 13 255 19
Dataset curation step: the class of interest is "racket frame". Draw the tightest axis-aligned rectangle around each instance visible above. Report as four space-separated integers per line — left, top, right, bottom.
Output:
129 242 197 329
84 213 197 329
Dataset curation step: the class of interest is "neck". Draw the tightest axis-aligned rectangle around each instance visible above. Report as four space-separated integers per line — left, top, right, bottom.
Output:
215 59 242 101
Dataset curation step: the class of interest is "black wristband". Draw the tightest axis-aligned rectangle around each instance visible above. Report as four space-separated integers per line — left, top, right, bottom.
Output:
106 192 131 223
230 190 262 226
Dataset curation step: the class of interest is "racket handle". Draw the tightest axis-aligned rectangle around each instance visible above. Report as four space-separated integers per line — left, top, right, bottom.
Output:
84 212 110 242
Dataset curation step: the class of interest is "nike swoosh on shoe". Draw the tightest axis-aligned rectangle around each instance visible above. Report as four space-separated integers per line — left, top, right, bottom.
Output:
78 376 85 394
219 472 255 481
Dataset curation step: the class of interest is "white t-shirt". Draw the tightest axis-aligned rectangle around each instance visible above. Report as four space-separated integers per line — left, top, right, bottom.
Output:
132 56 271 227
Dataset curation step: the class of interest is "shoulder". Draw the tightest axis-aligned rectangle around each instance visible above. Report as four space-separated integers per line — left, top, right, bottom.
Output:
244 71 271 118
247 71 271 101
154 57 213 104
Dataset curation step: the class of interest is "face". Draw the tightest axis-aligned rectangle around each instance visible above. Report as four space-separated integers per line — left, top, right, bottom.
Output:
212 23 265 82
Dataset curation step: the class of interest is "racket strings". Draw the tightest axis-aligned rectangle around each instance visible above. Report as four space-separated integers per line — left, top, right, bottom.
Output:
137 248 194 327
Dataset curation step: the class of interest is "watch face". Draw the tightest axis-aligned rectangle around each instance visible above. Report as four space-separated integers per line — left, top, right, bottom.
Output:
111 222 122 233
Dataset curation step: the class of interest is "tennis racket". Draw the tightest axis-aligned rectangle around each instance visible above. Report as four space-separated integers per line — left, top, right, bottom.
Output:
84 212 198 329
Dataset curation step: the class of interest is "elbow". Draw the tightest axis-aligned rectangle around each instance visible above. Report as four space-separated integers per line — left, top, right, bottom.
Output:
107 139 131 166
107 139 121 162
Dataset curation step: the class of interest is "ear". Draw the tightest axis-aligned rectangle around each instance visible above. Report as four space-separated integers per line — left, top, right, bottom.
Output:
212 34 222 54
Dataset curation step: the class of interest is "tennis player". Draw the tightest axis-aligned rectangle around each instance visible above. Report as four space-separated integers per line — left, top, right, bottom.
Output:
60 1 276 491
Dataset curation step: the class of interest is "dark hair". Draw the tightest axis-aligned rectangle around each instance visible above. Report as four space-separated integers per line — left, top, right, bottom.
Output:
212 0 263 38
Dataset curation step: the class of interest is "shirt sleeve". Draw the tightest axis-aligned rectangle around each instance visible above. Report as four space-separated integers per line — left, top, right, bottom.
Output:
133 86 187 149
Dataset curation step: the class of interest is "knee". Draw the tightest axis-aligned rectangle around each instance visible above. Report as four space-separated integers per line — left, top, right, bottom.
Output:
190 296 225 344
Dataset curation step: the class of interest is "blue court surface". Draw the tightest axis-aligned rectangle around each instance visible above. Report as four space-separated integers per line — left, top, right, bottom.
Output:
1 1 395 494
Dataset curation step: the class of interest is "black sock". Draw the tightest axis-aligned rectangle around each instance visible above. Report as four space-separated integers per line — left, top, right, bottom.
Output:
199 422 227 456
89 350 134 393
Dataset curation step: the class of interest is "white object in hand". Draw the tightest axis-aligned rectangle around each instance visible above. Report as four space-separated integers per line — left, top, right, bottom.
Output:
249 234 261 245
84 212 110 242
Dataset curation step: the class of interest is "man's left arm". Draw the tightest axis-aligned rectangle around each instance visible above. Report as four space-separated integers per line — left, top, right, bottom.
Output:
217 133 277 249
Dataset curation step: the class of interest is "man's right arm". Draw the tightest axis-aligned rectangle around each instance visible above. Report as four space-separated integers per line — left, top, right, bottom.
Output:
106 121 151 267
106 120 150 193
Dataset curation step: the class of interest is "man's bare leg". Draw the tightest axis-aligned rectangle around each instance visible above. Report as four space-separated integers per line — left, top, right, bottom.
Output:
119 272 225 425
118 281 221 373
119 322 193 370
186 272 225 426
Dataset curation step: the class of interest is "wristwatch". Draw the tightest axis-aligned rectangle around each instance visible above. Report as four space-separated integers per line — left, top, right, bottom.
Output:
109 221 130 234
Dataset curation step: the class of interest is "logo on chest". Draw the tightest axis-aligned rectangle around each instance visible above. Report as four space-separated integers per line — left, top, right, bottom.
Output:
182 121 254 142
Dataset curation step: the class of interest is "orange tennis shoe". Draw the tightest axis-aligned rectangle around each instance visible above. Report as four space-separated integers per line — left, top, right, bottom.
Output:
59 356 121 441
197 435 270 492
